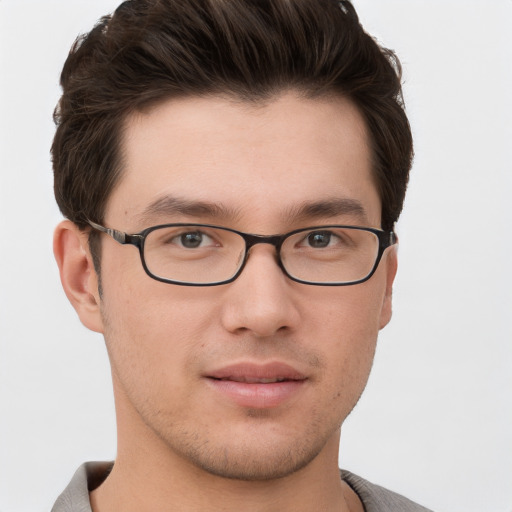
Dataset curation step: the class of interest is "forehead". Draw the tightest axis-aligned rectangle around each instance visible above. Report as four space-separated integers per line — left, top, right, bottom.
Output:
107 93 380 230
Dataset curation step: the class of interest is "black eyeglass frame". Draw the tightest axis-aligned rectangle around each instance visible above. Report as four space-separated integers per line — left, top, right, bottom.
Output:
88 221 396 287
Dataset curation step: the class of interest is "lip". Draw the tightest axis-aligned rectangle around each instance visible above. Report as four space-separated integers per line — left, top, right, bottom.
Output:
204 362 307 409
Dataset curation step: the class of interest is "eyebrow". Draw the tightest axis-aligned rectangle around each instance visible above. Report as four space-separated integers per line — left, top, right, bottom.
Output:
286 197 368 223
135 195 368 227
135 195 242 225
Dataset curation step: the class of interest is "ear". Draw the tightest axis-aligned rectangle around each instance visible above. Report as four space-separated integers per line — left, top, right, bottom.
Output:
379 243 398 330
53 220 104 333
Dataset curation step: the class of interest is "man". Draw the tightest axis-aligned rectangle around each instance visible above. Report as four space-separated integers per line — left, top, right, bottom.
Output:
50 0 429 511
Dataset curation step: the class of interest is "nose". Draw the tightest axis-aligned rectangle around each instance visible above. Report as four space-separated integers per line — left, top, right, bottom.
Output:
220 244 301 338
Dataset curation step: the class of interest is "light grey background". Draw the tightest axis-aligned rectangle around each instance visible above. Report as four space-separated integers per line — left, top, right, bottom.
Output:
0 1 511 511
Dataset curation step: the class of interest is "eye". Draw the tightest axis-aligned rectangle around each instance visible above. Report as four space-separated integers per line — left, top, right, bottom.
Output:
174 231 216 248
304 230 337 248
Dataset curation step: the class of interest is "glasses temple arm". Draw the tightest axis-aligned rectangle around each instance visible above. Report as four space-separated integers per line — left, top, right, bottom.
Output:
88 220 128 244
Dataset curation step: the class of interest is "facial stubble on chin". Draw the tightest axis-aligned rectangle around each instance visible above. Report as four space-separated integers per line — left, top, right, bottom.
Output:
165 413 334 482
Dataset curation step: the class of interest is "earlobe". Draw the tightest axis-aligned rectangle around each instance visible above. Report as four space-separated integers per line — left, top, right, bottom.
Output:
379 244 398 330
53 220 104 333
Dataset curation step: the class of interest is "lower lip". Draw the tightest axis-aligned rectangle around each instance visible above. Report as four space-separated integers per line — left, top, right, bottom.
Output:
206 378 306 409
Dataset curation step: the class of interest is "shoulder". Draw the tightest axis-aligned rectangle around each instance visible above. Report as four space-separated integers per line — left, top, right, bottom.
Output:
341 470 434 512
51 462 113 512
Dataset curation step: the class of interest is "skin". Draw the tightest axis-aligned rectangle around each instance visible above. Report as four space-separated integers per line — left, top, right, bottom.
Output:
54 92 397 512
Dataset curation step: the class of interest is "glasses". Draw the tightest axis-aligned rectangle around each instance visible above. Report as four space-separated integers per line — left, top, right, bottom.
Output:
88 221 396 286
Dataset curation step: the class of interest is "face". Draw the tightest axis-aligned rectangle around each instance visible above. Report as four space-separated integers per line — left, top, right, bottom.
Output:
78 93 396 480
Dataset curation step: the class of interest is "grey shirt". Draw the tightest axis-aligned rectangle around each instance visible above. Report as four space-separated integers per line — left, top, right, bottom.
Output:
52 462 434 512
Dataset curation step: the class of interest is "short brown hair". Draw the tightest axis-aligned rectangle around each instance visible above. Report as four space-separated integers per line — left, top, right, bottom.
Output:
52 0 412 238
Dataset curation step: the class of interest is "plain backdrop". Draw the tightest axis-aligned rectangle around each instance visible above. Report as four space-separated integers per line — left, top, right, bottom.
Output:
0 1 511 511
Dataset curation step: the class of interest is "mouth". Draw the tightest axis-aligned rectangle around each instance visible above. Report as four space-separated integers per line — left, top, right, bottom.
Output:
214 376 291 383
206 361 307 383
204 362 307 408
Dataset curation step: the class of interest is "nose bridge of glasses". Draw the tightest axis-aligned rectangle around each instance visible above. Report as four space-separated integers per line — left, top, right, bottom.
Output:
237 233 287 280
243 233 285 253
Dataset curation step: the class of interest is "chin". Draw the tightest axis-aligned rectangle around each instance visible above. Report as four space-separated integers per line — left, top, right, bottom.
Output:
187 444 321 481
165 418 338 482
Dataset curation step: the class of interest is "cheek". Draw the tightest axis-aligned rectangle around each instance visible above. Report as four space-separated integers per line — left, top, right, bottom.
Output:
309 280 385 347
307 284 384 402
320 327 377 428
99 276 215 400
